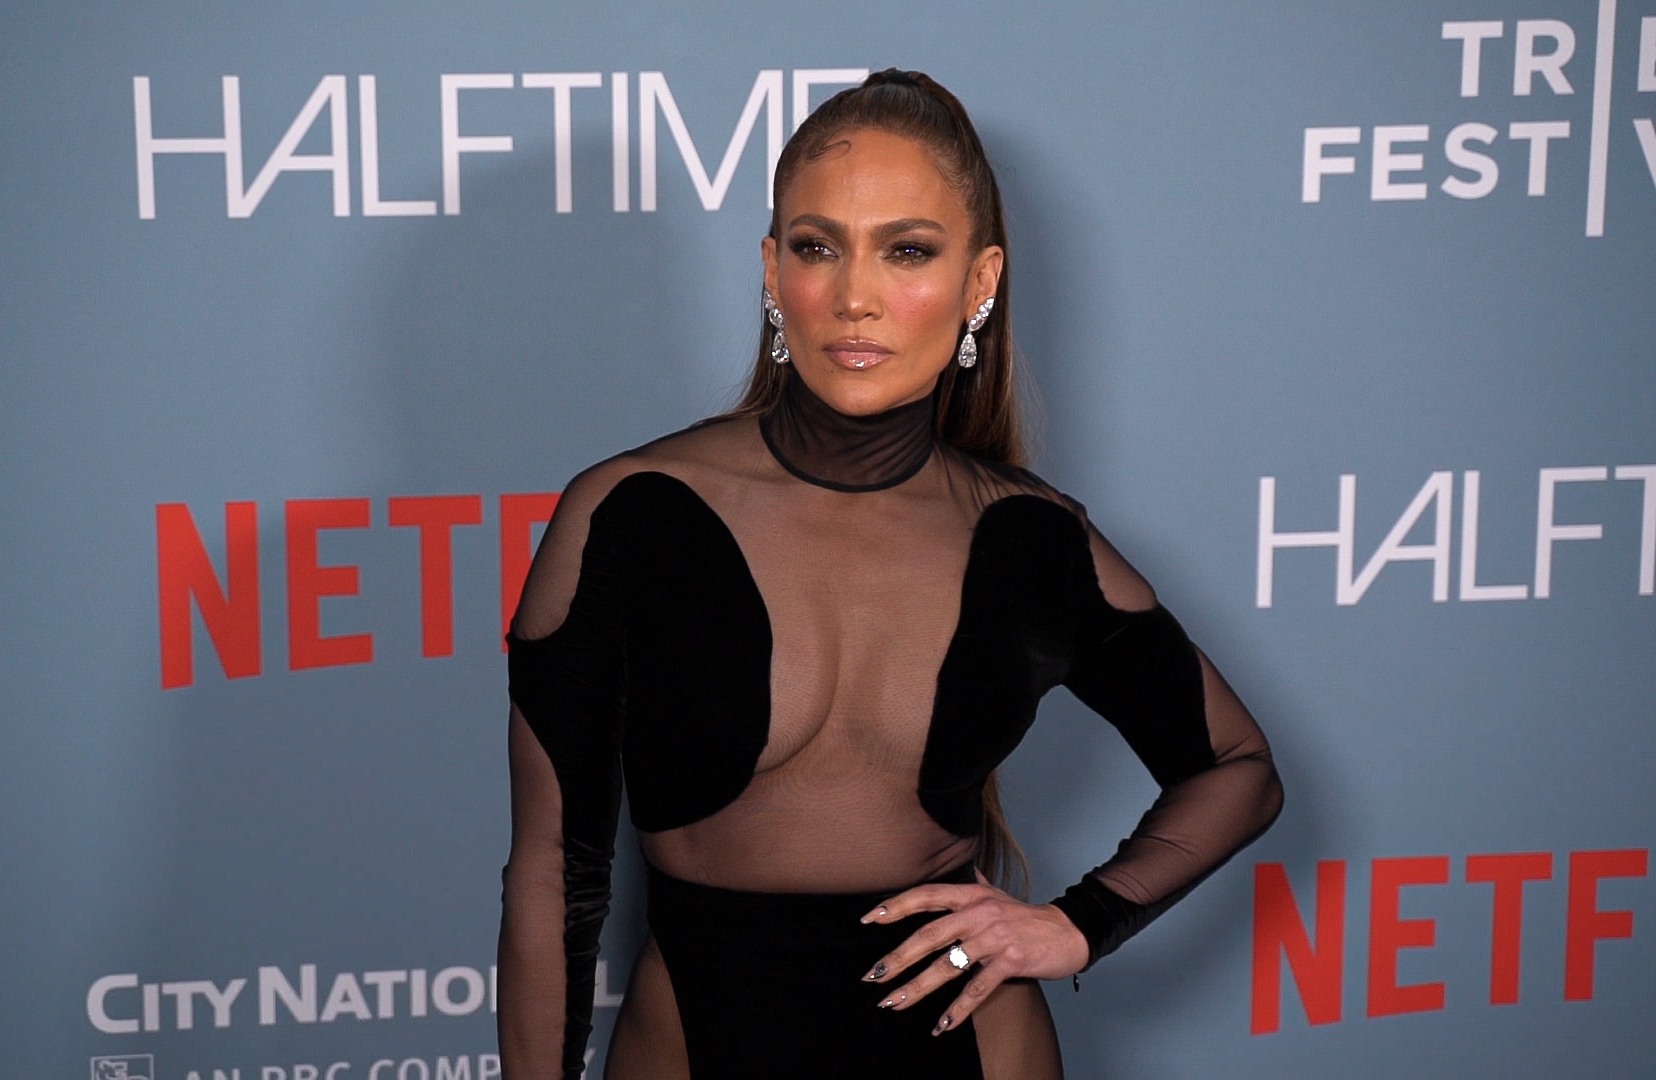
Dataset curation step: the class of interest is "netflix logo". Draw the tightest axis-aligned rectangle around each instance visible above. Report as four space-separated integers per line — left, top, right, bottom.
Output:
155 493 560 689
1250 848 1651 1035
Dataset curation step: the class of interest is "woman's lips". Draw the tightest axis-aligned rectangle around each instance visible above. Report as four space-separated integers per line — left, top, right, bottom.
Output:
824 339 895 371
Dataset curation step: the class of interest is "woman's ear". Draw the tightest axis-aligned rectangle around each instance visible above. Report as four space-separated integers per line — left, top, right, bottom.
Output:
967 244 1005 314
761 235 780 299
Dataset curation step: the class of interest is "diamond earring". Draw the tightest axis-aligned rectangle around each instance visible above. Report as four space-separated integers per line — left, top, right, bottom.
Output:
957 296 995 369
763 289 791 364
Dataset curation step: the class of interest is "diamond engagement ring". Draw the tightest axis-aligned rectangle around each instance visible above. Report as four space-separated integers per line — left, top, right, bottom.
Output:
947 944 971 970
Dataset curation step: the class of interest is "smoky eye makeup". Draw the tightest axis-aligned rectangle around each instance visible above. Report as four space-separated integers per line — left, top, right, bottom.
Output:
886 238 940 263
787 234 836 261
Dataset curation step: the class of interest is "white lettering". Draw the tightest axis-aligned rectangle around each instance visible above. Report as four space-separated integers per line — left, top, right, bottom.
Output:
369 1063 394 1080
433 966 486 1016
1632 119 1656 188
231 75 349 219
1342 472 1453 605
320 972 373 1022
1371 125 1430 201
359 75 436 216
410 968 428 1017
87 973 139 1034
133 76 243 220
1443 20 1504 97
639 70 784 211
399 1061 430 1080
522 72 604 213
1507 121 1570 195
326 1065 352 1080
1641 17 1656 91
1459 471 1528 601
1586 0 1618 238
594 959 625 1007
440 73 516 215
1256 475 1353 608
259 964 318 1025
1442 122 1499 199
361 969 408 1018
611 72 630 212
162 978 245 1030
202 978 247 1028
1535 467 1608 598
144 983 161 1032
435 1059 471 1080
1514 19 1577 95
1614 464 1656 595
1301 127 1361 202
478 1057 500 1080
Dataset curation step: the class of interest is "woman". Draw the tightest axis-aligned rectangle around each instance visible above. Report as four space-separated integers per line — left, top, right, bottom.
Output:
499 70 1282 1080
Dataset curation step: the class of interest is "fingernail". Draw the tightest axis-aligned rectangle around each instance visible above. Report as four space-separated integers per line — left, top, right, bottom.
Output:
862 962 886 981
933 1014 952 1035
878 997 895 1008
860 904 888 924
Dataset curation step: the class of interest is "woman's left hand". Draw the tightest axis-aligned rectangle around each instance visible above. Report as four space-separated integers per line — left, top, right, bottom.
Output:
858 871 1090 1034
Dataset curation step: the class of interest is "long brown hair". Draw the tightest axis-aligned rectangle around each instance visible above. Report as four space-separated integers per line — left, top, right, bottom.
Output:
720 69 1029 896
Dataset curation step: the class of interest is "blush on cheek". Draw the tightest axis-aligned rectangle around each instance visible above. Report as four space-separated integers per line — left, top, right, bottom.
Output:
885 281 958 332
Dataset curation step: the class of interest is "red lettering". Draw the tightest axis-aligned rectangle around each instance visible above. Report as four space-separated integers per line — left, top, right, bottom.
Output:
285 498 373 671
1465 852 1553 1005
388 495 483 658
1251 861 1345 1034
156 502 261 689
1367 856 1449 1017
1564 848 1649 1001
499 492 560 648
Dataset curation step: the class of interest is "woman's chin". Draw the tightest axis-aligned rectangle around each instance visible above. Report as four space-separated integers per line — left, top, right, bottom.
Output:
799 363 942 416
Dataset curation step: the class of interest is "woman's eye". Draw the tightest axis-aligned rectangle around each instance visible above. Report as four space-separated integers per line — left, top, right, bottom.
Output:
789 238 835 261
888 243 936 263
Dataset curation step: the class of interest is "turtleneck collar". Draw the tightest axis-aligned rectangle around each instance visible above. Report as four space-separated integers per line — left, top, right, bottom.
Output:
758 371 937 492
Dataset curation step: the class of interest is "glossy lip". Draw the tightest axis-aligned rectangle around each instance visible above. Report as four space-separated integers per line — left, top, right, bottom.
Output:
824 337 896 371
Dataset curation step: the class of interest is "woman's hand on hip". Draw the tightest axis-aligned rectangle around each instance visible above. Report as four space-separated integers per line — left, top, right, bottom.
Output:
858 870 1089 1035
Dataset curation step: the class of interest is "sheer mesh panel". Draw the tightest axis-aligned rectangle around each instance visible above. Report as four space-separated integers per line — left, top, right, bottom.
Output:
498 372 1281 1079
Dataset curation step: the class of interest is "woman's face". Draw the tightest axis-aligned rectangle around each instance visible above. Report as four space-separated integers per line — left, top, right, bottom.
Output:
762 128 1003 417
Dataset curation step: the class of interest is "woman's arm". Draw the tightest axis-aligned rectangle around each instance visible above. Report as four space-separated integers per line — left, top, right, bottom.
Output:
861 508 1282 1033
1048 521 1284 966
498 464 631 1080
499 705 572 1076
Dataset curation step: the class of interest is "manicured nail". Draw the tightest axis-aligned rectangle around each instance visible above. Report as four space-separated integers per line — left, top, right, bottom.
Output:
933 1014 952 1035
878 997 895 1008
860 904 889 924
863 961 887 981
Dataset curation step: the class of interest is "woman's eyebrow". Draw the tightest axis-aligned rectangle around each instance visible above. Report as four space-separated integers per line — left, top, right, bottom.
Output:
785 215 947 240
872 217 946 238
786 214 846 239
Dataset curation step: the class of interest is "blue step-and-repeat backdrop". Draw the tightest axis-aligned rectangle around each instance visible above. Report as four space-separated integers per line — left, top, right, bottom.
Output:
2 2 1653 1077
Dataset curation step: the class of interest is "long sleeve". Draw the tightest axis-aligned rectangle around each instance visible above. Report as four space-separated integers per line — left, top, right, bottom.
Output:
1048 519 1284 968
500 465 630 1079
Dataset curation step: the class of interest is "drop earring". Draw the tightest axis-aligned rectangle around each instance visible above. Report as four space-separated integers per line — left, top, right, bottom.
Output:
957 296 994 368
763 289 791 364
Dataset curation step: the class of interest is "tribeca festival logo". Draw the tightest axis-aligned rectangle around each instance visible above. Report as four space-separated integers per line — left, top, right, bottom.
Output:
131 68 866 219
1301 3 1656 235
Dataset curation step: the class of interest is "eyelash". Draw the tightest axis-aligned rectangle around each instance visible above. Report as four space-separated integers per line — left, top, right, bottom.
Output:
787 238 938 264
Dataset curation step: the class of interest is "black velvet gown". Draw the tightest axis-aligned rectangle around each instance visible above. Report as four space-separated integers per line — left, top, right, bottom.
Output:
501 371 1283 1079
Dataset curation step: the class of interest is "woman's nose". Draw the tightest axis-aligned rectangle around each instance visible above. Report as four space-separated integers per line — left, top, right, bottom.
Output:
835 252 882 322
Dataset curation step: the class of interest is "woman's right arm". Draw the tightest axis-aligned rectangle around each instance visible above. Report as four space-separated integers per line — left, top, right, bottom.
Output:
499 466 630 1080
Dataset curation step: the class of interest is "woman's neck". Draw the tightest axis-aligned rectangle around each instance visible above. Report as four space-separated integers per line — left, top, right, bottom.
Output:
758 373 937 492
